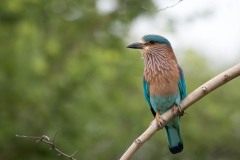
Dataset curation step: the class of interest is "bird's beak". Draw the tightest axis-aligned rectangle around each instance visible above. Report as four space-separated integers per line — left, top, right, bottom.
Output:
127 42 144 49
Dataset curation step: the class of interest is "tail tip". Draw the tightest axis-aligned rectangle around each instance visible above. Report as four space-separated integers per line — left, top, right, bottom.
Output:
169 143 183 154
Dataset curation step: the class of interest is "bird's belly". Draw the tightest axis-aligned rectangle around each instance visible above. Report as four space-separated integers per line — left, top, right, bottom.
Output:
150 95 178 114
149 80 179 96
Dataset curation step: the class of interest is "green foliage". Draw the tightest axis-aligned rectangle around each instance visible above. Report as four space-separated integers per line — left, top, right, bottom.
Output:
0 0 240 159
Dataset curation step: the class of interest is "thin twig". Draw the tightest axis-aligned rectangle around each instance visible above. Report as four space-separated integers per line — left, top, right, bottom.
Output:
120 63 240 160
142 0 183 12
16 131 77 160
52 128 61 147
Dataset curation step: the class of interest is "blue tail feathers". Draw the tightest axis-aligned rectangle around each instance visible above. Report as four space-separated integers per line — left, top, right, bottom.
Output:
165 126 183 154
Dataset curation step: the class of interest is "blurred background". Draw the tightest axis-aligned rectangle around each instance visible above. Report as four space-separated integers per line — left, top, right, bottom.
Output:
0 0 240 159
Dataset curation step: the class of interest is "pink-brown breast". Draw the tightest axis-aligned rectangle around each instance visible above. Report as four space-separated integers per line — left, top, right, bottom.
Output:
143 44 180 96
147 71 179 96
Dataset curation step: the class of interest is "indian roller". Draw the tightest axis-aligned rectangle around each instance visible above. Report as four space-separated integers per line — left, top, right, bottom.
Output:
127 34 187 154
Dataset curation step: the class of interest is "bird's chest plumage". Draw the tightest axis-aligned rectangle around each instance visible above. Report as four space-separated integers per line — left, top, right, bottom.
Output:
143 46 180 112
144 58 179 96
148 75 178 96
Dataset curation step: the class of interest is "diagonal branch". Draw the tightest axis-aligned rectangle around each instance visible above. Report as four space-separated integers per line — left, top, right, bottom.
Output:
120 63 240 160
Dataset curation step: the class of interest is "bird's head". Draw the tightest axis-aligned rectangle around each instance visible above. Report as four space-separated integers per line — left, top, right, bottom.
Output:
127 34 171 50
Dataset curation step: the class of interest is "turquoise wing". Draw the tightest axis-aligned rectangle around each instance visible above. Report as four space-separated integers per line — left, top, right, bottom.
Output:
178 66 187 100
143 77 156 116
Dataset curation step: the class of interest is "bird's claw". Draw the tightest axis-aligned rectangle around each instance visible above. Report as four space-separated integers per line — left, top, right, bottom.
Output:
155 111 166 127
173 105 184 117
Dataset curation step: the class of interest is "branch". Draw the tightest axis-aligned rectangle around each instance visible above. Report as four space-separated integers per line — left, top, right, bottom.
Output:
120 63 240 160
16 130 77 160
142 0 183 12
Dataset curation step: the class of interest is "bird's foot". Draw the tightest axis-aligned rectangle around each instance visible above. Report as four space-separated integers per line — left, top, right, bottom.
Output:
155 111 166 128
172 104 184 117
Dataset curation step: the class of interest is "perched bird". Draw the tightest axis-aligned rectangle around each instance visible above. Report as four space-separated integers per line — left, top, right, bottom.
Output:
127 34 187 154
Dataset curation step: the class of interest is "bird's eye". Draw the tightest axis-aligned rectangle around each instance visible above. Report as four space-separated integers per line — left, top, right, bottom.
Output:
149 41 154 44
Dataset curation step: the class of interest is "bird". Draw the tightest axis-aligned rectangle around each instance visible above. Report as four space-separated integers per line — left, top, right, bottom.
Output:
127 34 187 154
